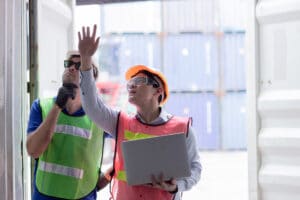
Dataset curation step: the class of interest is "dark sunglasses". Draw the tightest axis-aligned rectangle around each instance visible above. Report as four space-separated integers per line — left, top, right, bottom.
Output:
64 60 81 70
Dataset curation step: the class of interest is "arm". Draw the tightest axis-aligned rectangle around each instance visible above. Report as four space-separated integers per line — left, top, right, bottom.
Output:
78 25 119 136
176 127 202 191
26 102 61 158
26 84 79 158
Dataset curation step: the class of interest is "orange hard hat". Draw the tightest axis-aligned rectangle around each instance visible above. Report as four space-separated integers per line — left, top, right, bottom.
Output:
125 65 169 104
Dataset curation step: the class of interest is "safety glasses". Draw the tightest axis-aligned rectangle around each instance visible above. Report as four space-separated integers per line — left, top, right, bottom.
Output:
127 76 160 90
64 60 81 70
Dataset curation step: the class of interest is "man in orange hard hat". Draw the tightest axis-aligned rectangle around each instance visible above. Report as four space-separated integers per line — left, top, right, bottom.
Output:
78 24 201 200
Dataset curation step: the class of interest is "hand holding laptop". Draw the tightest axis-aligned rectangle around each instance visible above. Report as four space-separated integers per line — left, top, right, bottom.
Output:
121 133 191 186
149 173 178 193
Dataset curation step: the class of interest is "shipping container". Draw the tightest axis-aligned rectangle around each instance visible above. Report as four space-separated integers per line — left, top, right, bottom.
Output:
98 36 121 76
99 34 162 79
221 92 246 149
118 34 162 77
162 0 217 33
221 32 246 90
218 0 248 31
101 1 161 33
164 92 220 150
163 33 219 91
162 0 247 33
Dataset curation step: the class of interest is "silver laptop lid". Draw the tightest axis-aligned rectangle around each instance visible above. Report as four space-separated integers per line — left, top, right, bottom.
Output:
121 133 191 186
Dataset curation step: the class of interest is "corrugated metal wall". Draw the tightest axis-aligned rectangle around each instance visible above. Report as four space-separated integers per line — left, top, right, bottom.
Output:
38 0 74 98
164 93 220 150
161 0 247 33
0 0 27 199
250 0 300 199
163 33 219 91
221 92 246 149
221 32 246 90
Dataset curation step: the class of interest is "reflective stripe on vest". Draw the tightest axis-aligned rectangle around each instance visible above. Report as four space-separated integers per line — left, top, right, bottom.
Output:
39 160 84 179
55 124 91 139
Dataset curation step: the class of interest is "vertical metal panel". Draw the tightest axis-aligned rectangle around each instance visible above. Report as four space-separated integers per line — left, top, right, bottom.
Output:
98 36 122 76
162 0 247 33
221 92 246 149
162 0 218 33
253 0 300 199
221 32 246 90
218 0 248 31
164 93 220 150
0 0 27 199
163 33 219 91
38 0 72 98
118 34 161 76
102 2 161 33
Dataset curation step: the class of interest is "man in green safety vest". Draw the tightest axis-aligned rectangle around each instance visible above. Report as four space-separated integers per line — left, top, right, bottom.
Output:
26 51 109 200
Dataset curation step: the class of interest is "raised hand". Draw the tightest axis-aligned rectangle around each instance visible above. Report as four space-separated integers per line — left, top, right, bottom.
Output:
78 25 100 71
78 24 100 57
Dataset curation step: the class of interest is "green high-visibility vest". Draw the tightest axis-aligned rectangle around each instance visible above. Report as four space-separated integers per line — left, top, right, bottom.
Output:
36 98 104 199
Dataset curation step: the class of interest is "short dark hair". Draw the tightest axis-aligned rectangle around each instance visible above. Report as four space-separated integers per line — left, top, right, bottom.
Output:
68 54 98 79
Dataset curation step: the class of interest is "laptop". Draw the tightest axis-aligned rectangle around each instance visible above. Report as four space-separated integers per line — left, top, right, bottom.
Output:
121 133 191 186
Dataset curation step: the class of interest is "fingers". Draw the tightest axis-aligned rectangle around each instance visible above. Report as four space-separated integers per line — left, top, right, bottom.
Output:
80 24 97 39
92 24 97 39
78 31 82 41
151 174 158 186
82 26 86 38
95 37 100 49
87 26 90 38
150 174 177 192
170 178 176 185
63 83 78 89
151 174 165 189
159 173 164 184
62 83 77 100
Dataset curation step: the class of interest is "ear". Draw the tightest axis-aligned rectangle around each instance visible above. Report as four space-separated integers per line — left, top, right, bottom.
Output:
156 87 163 95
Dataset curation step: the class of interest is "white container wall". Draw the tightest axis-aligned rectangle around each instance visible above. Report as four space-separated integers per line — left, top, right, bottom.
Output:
102 2 161 33
162 0 248 33
248 0 300 199
37 0 73 98
218 0 248 31
0 0 27 199
162 0 218 33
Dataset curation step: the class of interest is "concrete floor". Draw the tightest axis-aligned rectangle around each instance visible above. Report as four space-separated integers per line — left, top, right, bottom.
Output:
98 151 248 200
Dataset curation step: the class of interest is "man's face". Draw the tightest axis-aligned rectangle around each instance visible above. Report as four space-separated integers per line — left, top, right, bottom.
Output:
62 56 80 85
127 72 162 106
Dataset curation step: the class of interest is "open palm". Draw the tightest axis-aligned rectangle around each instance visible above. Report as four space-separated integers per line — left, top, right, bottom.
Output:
78 24 100 57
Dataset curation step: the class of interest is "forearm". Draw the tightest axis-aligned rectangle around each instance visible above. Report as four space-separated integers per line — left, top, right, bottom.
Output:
176 129 202 192
80 56 92 71
26 104 61 158
80 69 118 137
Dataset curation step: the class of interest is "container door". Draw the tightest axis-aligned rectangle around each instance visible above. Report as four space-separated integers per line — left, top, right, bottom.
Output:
248 0 300 200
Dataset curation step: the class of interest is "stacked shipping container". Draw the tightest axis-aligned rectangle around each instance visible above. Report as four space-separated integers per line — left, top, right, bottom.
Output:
98 0 247 150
